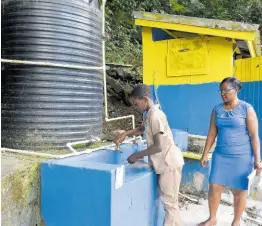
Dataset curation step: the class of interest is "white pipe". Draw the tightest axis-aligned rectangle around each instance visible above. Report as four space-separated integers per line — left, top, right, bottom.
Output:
63 136 141 158
1 58 103 71
153 70 162 110
1 136 141 159
1 148 60 158
101 0 135 130
105 115 135 128
102 0 108 120
66 143 78 153
66 136 101 153
66 134 142 154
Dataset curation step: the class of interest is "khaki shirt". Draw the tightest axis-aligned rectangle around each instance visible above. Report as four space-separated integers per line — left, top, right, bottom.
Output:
144 105 184 174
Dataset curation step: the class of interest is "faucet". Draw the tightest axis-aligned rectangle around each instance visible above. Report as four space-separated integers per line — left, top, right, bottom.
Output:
115 144 123 153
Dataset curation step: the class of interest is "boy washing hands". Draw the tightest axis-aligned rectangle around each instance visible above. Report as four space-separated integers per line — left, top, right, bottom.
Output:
114 84 184 226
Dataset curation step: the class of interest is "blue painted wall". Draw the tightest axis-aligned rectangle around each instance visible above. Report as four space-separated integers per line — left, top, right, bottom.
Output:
151 81 262 144
151 83 221 135
239 81 262 145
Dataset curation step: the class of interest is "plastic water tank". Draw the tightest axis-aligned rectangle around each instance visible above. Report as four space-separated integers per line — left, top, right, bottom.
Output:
1 0 103 150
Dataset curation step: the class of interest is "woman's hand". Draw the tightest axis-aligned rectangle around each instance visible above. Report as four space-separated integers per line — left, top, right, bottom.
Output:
254 161 262 176
200 154 208 167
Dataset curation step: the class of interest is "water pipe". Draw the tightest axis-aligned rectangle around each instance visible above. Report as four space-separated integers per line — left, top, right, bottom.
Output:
2 136 141 159
153 70 162 110
101 0 135 130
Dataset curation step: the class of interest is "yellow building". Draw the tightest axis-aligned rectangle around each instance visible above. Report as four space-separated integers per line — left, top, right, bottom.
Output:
134 11 261 138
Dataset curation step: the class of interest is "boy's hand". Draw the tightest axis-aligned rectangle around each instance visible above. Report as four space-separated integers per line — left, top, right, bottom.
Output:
127 153 138 164
114 132 126 145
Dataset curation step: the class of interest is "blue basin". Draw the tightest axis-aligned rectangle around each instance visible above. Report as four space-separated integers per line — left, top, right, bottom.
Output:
41 141 165 226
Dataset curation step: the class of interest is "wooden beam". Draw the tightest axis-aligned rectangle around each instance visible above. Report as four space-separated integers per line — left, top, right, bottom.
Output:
135 19 256 41
162 29 177 38
246 41 257 57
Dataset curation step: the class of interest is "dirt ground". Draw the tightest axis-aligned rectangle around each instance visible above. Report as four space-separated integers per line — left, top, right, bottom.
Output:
102 95 143 137
179 194 262 226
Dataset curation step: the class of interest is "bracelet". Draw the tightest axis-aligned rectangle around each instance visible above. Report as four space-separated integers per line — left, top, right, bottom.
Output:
255 160 261 163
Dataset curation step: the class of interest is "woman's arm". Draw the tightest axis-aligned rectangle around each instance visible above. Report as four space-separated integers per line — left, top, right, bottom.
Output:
200 110 218 167
246 107 261 174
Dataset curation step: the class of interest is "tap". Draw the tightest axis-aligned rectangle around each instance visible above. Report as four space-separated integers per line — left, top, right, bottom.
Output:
115 144 123 153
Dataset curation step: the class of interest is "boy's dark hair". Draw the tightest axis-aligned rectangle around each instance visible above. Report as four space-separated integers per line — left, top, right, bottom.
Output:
130 84 152 99
220 77 242 91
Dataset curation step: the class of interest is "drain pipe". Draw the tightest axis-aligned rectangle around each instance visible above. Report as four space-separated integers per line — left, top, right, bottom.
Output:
101 0 135 130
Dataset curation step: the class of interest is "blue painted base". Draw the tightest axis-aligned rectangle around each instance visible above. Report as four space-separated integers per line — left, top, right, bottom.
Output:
41 141 165 226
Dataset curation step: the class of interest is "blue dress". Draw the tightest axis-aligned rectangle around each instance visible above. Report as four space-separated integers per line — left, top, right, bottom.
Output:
209 101 254 190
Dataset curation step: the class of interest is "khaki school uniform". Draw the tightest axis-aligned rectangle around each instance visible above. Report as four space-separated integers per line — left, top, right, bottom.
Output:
144 105 184 226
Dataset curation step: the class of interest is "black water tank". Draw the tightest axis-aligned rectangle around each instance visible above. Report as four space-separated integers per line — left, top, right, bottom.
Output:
1 0 103 150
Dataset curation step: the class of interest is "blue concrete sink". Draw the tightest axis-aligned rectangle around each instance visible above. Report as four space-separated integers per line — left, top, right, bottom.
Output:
41 141 165 226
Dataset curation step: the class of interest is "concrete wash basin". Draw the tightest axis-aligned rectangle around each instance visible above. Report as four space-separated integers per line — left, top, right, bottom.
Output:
41 140 165 226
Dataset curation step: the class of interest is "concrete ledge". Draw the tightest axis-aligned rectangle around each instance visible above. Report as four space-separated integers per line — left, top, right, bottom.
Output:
1 153 45 226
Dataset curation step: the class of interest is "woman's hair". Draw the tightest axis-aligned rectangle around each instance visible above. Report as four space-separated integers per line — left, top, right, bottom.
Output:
220 77 242 91
130 84 152 99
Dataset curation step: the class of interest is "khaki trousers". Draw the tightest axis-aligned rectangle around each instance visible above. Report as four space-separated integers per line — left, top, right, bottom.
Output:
158 167 182 226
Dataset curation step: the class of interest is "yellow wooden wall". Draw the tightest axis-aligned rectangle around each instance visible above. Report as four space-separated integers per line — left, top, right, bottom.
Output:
235 56 262 82
142 27 234 86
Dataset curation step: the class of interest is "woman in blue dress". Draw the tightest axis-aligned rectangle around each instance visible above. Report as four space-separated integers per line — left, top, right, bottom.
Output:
198 77 261 226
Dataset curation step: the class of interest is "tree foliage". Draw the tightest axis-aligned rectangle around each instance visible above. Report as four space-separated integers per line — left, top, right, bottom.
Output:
105 0 262 71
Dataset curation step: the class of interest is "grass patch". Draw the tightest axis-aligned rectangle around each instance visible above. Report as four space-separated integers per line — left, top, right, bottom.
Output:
72 141 112 151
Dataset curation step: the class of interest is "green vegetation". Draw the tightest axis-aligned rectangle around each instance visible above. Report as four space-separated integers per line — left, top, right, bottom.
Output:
105 0 262 73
